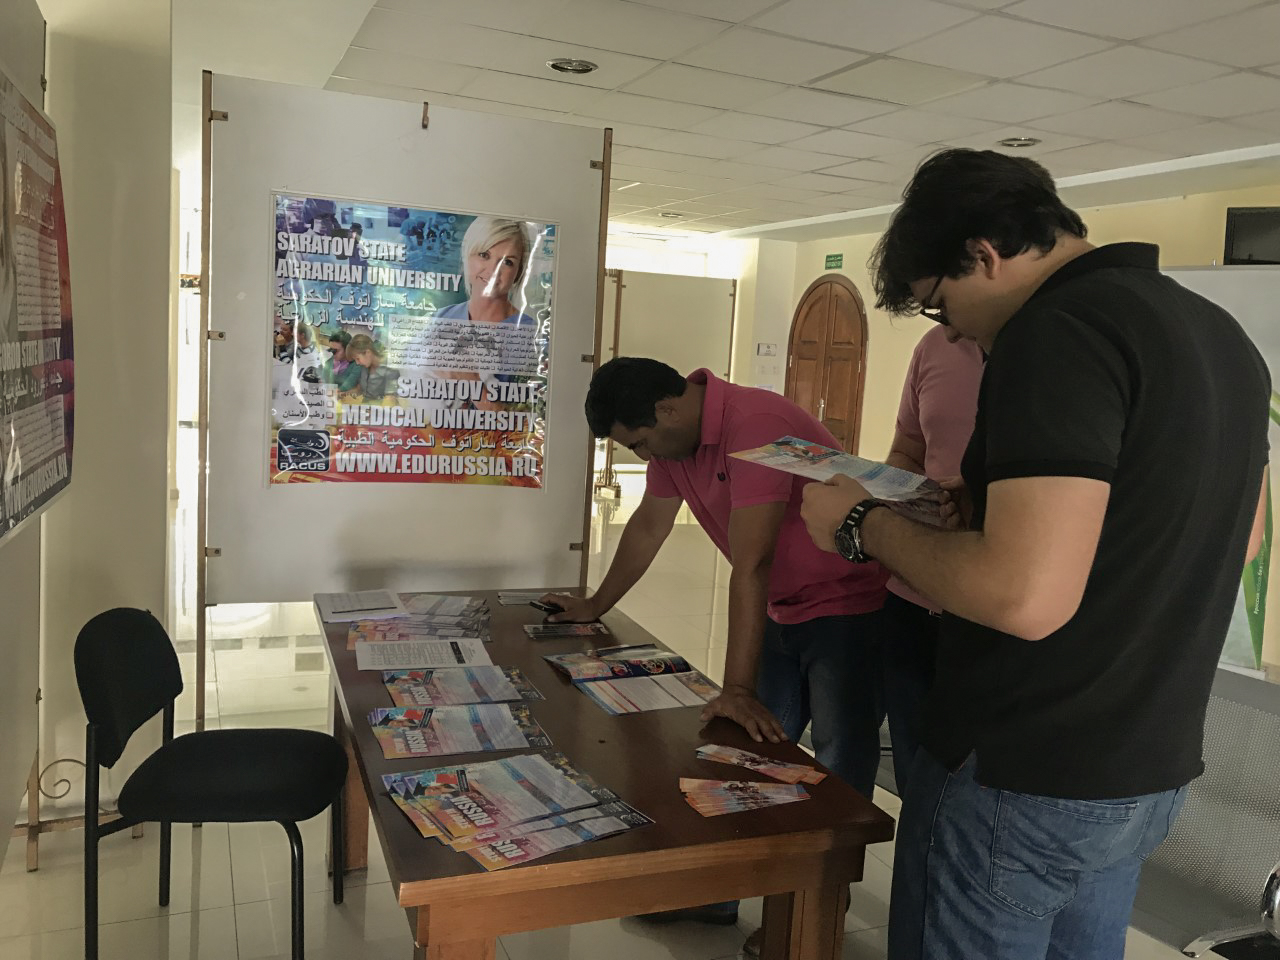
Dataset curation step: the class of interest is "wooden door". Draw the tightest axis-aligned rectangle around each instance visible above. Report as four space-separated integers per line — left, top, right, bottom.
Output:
785 274 869 453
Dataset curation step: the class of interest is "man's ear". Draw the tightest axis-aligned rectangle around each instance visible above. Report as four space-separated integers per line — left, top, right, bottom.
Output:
966 238 1001 279
653 398 679 424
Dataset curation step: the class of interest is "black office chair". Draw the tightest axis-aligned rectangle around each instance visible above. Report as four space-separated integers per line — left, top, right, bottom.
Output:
75 608 349 960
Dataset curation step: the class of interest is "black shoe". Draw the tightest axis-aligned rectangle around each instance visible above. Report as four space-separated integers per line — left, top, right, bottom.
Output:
634 904 740 925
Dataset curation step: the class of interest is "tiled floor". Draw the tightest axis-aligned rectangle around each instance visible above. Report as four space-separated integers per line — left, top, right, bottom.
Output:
0 473 1190 959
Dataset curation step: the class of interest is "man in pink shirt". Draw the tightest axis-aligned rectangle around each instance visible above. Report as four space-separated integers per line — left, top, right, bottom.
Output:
882 325 984 800
545 357 887 932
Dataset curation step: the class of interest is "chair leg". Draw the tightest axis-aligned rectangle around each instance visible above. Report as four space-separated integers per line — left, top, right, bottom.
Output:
331 788 345 906
280 821 304 960
159 821 172 907
85 725 100 960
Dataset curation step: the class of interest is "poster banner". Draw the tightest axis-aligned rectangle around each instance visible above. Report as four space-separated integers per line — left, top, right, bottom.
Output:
269 194 553 487
0 64 74 540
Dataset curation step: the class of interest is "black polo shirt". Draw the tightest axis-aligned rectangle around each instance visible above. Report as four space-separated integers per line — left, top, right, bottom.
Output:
924 243 1271 799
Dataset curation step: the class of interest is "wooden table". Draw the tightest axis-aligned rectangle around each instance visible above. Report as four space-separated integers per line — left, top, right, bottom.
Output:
321 590 896 960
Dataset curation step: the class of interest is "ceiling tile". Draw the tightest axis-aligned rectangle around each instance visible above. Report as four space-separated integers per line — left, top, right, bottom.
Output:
373 0 571 35
892 16 1112 78
1031 100 1207 139
939 0 1019 8
652 200 749 216
816 158 910 182
940 126 1090 154
841 181 909 201
678 157 788 182
1119 121 1280 156
1036 141 1172 176
326 77 437 103
847 108 1002 141
532 0 730 60
772 171 868 192
1144 4 1280 68
678 27 869 84
605 203 654 215
742 145 855 171
613 182 702 203
813 58 989 105
717 184 831 203
999 0 1266 41
1236 109 1280 136
647 130 761 159
623 63 788 109
607 122 681 146
610 149 699 172
1019 46 1232 100
1133 72 1280 120
333 48 479 94
742 88 897 126
441 95 575 124
752 0 978 53
687 112 825 144
622 0 779 22
923 82 1098 123
457 72 605 112
353 9 659 88
787 128 917 158
578 91 723 128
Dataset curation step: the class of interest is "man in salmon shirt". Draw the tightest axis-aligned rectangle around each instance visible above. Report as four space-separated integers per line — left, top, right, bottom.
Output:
543 357 887 940
882 325 984 800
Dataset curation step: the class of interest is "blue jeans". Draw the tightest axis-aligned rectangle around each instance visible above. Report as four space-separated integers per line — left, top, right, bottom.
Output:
888 750 1188 960
881 593 940 802
756 610 886 797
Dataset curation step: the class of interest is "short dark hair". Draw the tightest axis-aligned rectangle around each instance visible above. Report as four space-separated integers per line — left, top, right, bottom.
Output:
870 148 1087 315
585 357 687 438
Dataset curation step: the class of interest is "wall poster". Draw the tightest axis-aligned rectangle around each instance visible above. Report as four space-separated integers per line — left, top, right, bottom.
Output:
270 193 554 487
0 64 73 540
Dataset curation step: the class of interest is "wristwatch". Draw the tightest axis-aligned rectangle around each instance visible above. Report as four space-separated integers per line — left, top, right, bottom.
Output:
834 499 885 563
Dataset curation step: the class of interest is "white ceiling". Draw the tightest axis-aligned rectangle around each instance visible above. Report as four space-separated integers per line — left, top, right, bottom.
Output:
175 0 1280 238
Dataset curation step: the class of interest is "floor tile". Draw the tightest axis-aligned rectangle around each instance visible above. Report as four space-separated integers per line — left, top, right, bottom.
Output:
227 812 389 905
1126 926 1193 959
235 880 412 960
0 906 239 960
0 823 234 938
503 915 748 960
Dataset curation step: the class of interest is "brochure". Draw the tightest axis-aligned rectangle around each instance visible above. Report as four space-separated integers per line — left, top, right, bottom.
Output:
354 638 493 671
316 590 408 622
544 647 719 715
368 704 552 760
523 622 612 640
383 666 543 707
465 808 651 871
680 778 810 817
696 744 826 785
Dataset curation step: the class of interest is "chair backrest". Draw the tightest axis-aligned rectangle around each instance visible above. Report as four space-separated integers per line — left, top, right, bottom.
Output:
1134 666 1280 943
73 608 183 768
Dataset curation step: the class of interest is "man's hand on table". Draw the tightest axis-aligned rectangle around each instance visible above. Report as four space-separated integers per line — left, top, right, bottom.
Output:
539 593 602 623
700 684 788 744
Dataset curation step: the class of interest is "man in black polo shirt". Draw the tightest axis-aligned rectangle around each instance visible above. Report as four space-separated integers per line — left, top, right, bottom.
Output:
800 149 1270 960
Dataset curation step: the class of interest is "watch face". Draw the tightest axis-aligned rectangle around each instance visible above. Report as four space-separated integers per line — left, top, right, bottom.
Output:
834 528 856 562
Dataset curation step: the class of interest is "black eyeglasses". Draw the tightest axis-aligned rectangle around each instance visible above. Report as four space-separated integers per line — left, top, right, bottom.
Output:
918 276 948 326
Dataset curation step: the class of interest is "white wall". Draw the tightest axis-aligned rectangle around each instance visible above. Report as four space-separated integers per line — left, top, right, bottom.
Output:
0 0 49 870
39 0 171 809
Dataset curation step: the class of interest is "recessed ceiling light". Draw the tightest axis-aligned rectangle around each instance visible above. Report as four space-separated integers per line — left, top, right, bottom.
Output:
659 212 683 219
998 136 1042 149
547 58 598 75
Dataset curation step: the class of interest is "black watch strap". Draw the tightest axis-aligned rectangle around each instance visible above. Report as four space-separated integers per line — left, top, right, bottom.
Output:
835 499 885 563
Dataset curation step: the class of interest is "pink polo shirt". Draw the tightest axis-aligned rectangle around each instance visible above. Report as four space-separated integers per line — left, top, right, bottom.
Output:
646 370 887 624
887 327 985 611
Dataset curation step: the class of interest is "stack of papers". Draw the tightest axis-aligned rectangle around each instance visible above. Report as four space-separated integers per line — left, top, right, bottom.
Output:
348 594 491 649
316 590 408 622
383 667 543 707
696 745 827 785
355 638 492 671
730 437 947 526
680 778 810 817
497 591 552 606
382 752 651 869
544 645 719 716
368 704 551 759
524 622 612 640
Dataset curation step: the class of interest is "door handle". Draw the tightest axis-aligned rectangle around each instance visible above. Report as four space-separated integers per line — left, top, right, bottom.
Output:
818 398 826 420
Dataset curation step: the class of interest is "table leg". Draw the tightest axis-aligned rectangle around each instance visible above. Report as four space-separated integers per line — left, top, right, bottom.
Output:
331 692 368 872
761 881 848 960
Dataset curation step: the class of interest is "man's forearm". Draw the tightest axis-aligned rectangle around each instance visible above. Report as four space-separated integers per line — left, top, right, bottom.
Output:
722 563 771 693
860 508 1011 630
589 521 668 614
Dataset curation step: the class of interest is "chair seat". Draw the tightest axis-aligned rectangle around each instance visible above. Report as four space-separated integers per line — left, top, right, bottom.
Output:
117 729 347 824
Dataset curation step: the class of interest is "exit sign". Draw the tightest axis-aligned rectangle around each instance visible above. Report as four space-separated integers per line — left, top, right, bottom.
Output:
825 253 843 269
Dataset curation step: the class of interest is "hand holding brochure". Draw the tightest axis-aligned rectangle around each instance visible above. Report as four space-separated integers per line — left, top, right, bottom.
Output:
730 437 948 526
